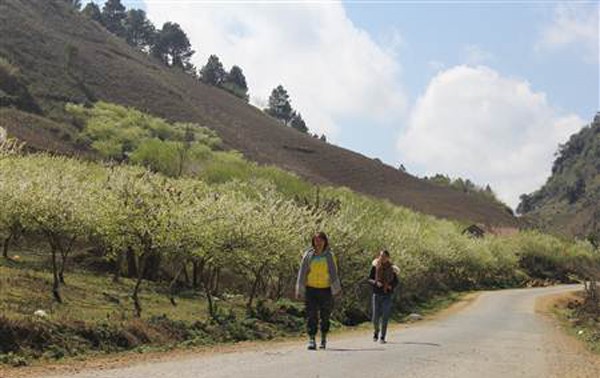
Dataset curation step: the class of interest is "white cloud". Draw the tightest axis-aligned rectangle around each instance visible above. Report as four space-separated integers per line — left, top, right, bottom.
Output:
144 1 407 139
461 44 493 65
537 2 599 63
397 65 585 209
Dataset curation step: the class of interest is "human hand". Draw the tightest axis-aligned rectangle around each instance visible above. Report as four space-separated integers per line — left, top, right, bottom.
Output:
376 281 383 288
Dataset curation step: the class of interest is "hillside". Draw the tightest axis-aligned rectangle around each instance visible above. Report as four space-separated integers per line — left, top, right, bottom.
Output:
0 0 517 226
518 113 600 238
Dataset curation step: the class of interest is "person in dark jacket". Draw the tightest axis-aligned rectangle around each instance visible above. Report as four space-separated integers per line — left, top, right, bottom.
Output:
368 250 399 344
295 232 342 350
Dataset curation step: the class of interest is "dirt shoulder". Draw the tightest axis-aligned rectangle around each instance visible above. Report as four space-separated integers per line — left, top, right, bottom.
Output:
536 290 600 378
0 292 479 378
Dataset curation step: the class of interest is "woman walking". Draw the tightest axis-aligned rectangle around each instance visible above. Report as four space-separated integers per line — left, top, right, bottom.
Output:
368 250 399 344
295 232 342 350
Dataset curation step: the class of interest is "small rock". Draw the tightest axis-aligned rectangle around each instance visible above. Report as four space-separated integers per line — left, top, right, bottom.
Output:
578 330 584 335
407 313 423 321
34 310 48 318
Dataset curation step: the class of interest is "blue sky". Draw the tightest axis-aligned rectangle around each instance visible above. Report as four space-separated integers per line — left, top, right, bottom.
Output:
346 2 596 116
86 1 598 208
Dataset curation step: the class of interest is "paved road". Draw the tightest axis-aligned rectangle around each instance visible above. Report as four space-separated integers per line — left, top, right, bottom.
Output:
47 285 600 378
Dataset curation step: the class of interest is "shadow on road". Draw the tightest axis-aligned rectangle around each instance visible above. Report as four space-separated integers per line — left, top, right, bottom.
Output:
325 347 385 352
389 341 441 347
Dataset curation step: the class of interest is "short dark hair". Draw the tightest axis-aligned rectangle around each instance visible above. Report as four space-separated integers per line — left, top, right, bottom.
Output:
381 250 390 257
312 231 329 251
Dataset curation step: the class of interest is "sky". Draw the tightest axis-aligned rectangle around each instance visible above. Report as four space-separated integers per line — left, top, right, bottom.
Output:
87 0 599 209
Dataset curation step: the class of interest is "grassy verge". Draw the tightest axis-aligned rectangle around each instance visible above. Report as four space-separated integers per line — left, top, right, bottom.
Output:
551 291 600 354
0 246 469 368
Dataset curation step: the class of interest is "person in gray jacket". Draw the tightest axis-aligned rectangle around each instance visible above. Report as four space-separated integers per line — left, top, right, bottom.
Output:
296 232 342 350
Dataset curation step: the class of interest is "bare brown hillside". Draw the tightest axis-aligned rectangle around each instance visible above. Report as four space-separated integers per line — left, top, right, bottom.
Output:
0 0 517 226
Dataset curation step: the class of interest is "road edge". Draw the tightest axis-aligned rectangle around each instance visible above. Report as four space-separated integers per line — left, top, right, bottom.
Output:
535 289 600 377
0 291 481 378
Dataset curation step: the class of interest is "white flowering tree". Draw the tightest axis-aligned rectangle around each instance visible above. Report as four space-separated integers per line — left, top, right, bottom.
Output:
224 181 317 309
0 155 101 302
95 166 187 317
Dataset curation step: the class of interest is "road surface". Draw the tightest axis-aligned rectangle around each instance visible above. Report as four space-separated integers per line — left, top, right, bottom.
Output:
45 285 600 378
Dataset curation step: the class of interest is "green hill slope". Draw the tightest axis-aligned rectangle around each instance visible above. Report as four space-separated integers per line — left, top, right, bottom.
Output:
518 113 600 238
0 0 517 226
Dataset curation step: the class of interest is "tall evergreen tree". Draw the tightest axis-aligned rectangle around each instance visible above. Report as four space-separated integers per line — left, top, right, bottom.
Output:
199 55 227 86
225 66 247 91
81 2 102 23
221 65 249 101
152 22 194 69
123 9 156 51
290 111 308 133
101 0 127 37
265 85 293 125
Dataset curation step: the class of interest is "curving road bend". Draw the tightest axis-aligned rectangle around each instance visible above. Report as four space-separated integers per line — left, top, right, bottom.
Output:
45 285 600 378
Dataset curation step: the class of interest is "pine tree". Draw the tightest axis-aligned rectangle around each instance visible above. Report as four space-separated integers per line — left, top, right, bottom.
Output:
152 22 195 69
290 111 308 133
123 9 156 52
199 55 227 86
226 66 247 91
101 0 127 37
82 2 102 23
265 85 293 125
222 65 249 101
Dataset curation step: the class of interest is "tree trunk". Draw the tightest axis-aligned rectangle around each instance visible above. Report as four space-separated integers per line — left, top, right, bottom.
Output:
58 236 76 285
274 272 285 300
192 261 199 288
246 265 267 310
193 260 205 289
51 245 62 303
204 273 216 320
126 247 138 278
132 253 147 318
247 275 260 310
169 263 185 306
144 251 161 281
2 234 12 259
182 262 190 287
213 268 221 296
113 251 124 283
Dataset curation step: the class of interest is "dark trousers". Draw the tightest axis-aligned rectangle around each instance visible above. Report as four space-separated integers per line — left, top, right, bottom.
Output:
305 287 333 337
372 293 393 339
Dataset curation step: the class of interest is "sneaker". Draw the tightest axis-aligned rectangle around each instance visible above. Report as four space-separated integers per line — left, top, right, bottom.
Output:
319 335 327 349
379 338 387 344
373 332 378 342
307 337 317 350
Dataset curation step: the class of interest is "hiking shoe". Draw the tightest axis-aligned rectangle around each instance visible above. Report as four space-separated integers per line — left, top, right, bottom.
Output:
319 337 327 350
307 337 317 350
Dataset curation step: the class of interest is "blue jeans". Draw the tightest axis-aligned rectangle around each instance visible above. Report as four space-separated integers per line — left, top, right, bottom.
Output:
372 293 393 339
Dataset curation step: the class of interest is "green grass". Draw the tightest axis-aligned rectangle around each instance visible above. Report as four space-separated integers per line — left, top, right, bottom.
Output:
0 244 474 367
0 247 208 323
0 244 306 366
